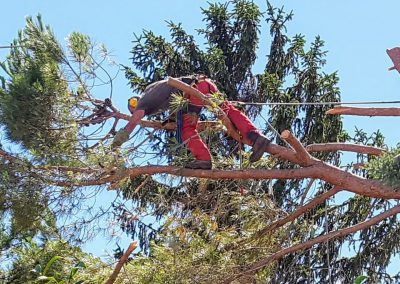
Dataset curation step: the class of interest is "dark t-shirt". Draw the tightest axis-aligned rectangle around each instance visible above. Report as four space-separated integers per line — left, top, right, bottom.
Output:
135 79 178 115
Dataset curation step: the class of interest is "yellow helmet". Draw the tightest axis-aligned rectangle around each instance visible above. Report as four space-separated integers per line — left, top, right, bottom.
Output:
128 97 139 114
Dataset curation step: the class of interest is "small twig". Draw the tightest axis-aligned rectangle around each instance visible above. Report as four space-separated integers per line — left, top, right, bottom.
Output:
134 175 151 194
106 241 137 284
299 178 316 206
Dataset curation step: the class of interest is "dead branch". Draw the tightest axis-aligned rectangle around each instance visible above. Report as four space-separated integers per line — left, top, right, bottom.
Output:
326 106 400 116
306 143 385 156
222 204 400 284
106 241 137 284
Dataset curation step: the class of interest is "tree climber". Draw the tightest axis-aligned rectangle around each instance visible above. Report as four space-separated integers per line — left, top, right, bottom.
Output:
112 75 271 170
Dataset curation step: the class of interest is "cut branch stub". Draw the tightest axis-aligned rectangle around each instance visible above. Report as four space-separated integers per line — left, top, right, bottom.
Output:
306 143 385 156
280 130 314 166
326 106 400 116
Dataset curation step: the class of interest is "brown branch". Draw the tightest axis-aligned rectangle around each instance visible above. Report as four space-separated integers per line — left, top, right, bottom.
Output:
0 149 15 162
280 130 314 165
51 164 400 199
134 175 151 194
53 166 322 187
306 143 385 156
113 110 222 131
222 204 400 283
106 241 137 284
326 106 400 116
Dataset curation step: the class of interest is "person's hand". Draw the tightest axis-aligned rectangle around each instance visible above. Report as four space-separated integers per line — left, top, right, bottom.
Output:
112 129 130 149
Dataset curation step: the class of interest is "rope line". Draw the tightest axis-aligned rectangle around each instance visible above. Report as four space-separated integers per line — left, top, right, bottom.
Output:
230 100 400 106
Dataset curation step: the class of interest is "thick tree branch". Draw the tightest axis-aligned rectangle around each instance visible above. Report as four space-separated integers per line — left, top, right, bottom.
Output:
306 143 385 156
281 130 314 165
326 106 400 116
113 110 222 131
0 149 15 162
51 163 400 199
222 204 400 284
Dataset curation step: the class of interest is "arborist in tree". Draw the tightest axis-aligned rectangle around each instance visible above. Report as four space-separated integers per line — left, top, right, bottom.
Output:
112 75 271 170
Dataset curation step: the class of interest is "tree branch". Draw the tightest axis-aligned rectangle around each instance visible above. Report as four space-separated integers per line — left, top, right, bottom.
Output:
106 241 137 284
51 163 400 199
281 130 314 165
306 143 385 156
222 204 400 283
326 106 400 116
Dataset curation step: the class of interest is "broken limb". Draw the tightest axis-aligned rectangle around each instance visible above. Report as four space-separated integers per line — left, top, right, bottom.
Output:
280 130 315 166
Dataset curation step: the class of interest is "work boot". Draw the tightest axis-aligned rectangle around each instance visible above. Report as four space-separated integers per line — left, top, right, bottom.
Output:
247 131 271 163
184 160 212 170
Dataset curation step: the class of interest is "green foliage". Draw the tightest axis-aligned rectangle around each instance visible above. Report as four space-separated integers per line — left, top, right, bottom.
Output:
6 240 112 284
0 15 77 159
365 147 400 189
354 275 368 284
67 32 92 64
125 205 280 283
0 157 57 253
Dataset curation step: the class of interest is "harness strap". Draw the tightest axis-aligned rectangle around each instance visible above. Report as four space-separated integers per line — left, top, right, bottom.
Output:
176 109 183 144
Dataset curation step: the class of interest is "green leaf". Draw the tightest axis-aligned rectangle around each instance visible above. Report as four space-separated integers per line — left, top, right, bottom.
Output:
37 275 58 283
68 261 86 281
354 275 368 284
32 264 42 274
43 255 62 275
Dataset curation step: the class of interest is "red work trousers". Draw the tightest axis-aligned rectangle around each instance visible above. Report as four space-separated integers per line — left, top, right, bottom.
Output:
181 100 260 161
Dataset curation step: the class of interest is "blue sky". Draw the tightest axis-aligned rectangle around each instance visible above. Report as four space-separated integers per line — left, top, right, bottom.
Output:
2 1 399 143
1 0 400 260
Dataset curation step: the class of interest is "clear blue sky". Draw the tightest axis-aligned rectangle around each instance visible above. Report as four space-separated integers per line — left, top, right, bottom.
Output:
1 0 400 259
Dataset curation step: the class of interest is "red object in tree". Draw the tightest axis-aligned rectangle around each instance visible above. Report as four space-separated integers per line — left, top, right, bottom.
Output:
387 47 400 72
182 79 263 162
181 113 212 161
